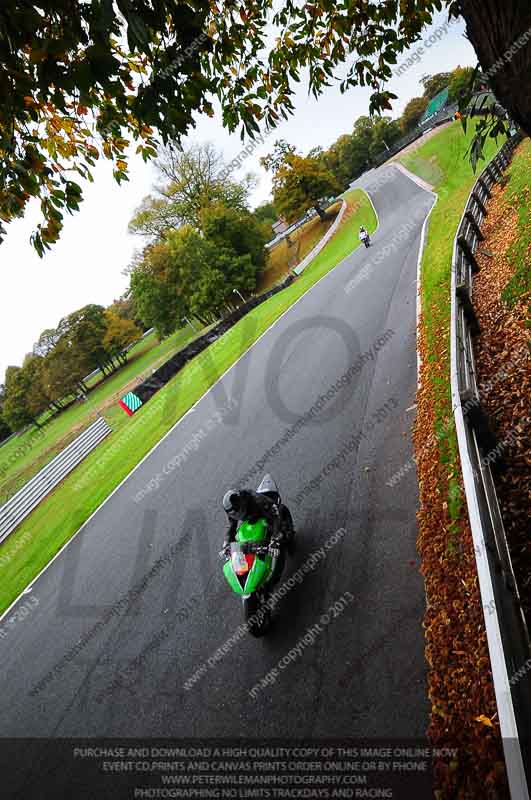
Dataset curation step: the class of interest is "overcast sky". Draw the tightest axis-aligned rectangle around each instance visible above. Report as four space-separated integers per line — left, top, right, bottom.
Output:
0 11 476 383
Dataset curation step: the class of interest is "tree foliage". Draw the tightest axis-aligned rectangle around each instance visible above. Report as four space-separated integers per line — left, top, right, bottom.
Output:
448 66 476 103
253 201 278 233
129 219 261 337
108 293 145 330
2 1 530 253
1 301 143 432
313 115 402 188
267 145 340 223
401 96 429 132
129 142 254 238
42 339 86 406
2 366 39 430
421 72 451 99
199 202 268 269
129 240 185 338
0 384 11 443
103 311 142 365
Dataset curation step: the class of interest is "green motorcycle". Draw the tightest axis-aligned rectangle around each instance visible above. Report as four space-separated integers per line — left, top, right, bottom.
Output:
221 474 296 637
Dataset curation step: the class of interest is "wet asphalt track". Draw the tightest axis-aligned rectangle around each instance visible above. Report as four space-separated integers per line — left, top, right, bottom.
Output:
0 164 436 793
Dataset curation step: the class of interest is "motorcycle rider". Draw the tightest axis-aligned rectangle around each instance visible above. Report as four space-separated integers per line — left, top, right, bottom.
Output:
359 225 370 246
221 488 281 555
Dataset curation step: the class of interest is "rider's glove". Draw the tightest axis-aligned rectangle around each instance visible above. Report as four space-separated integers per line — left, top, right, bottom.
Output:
219 544 231 560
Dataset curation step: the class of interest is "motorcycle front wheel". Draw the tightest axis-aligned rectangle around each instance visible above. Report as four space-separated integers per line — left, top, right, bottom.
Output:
243 593 272 637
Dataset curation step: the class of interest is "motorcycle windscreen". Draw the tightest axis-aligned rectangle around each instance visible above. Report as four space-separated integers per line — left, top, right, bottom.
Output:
256 473 279 496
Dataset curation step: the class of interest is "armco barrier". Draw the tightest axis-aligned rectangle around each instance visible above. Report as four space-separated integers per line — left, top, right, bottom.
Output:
450 131 531 799
0 417 112 545
265 197 341 251
293 200 347 275
120 272 297 413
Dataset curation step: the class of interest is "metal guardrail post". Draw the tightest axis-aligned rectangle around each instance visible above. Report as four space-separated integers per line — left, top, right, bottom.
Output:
456 284 481 334
457 235 481 273
471 191 488 216
464 211 485 241
477 176 492 198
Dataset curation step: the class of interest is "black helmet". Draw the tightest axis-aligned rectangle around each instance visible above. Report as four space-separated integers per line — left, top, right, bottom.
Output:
223 490 240 514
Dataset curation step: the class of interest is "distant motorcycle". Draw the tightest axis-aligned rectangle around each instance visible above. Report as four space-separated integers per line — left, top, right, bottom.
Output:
220 474 296 637
360 231 371 248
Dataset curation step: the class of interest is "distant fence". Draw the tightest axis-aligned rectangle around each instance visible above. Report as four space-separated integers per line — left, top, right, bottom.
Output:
450 131 531 799
120 272 297 413
0 417 112 545
293 200 347 275
81 327 156 384
265 197 341 251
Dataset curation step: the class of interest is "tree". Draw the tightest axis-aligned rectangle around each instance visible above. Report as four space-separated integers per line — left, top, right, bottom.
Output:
103 312 142 366
57 304 116 377
253 202 278 233
368 117 402 160
129 240 189 338
21 354 52 419
199 203 268 270
449 66 477 103
42 340 88 405
129 224 258 337
401 97 429 132
324 134 367 187
108 294 145 331
165 226 257 318
0 385 12 443
267 148 340 223
260 140 297 174
33 327 62 359
2 1 530 253
421 72 452 99
33 314 107 405
2 366 40 430
128 142 254 238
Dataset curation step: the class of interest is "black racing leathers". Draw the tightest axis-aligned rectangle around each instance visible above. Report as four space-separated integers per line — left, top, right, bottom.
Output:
223 490 278 547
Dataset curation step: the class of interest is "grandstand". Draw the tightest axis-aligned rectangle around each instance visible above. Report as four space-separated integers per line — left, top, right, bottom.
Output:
419 86 450 125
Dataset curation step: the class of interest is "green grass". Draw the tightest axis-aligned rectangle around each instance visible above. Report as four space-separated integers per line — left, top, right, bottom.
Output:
500 138 531 308
0 325 211 507
0 188 375 614
400 120 502 536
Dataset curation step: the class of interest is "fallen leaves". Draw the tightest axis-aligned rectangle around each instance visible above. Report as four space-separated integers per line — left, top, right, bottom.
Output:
472 140 531 632
410 146 531 796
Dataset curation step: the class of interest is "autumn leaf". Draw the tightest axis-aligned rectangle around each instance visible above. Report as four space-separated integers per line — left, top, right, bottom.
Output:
475 714 494 728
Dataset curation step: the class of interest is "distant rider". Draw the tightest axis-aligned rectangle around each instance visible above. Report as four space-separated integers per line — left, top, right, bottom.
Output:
359 226 371 248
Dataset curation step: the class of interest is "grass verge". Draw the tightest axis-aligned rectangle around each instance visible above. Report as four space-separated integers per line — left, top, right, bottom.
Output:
0 188 376 615
0 324 210 505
